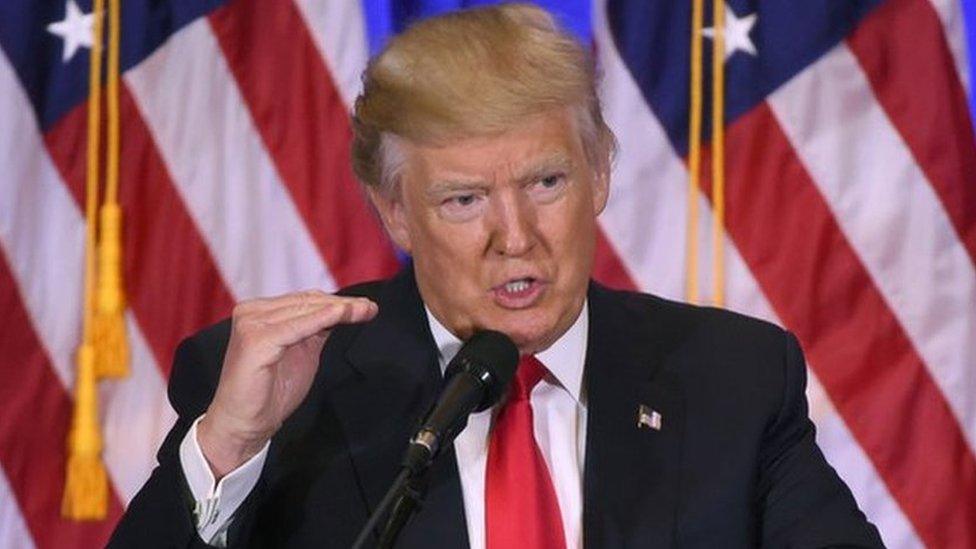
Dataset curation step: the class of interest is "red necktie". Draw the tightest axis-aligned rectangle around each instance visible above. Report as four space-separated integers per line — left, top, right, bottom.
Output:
485 355 567 549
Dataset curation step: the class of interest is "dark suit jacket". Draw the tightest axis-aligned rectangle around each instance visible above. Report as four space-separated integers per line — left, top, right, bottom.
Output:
110 267 883 548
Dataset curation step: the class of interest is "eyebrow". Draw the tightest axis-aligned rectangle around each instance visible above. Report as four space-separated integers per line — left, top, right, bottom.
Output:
514 153 574 185
425 179 488 198
424 152 576 197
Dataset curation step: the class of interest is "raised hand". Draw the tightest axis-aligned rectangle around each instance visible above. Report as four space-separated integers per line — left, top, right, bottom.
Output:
197 291 378 477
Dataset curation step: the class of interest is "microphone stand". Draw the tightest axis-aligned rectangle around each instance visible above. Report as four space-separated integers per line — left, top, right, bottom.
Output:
348 464 430 549
350 431 437 549
376 471 429 548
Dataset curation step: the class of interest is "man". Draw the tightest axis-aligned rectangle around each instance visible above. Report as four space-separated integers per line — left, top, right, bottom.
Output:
111 4 883 548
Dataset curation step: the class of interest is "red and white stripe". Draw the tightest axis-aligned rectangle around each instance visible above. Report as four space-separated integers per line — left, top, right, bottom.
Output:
1 50 119 547
1 0 973 547
0 468 33 549
293 0 369 108
767 42 976 453
1 80 177 504
927 0 971 93
126 18 338 299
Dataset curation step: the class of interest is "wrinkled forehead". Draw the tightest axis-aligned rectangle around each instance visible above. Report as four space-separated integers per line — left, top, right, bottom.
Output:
396 109 588 186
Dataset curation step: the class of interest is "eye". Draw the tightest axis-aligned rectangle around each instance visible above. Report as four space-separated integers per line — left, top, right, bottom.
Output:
529 172 568 203
439 191 486 222
539 174 563 188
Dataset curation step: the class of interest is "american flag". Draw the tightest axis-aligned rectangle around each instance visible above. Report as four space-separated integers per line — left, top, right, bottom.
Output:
1 0 974 547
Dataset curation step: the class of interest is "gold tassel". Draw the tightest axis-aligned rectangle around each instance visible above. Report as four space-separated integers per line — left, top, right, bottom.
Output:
63 0 109 521
93 203 129 378
61 344 108 520
92 0 128 379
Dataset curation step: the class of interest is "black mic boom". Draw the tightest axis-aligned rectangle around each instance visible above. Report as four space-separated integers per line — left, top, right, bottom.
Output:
350 330 518 549
403 330 518 474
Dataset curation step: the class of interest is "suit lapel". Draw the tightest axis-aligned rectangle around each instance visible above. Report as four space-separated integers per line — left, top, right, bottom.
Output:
583 284 686 548
325 268 470 547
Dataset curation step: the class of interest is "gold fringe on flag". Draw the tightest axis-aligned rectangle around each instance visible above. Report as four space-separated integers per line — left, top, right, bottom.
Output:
62 344 108 519
93 203 128 377
93 0 129 378
63 0 107 520
63 0 126 520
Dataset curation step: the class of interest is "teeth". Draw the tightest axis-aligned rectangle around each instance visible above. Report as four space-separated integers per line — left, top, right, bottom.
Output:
504 279 531 293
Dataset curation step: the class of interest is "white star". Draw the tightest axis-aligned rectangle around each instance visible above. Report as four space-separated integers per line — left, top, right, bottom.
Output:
46 0 97 63
702 3 758 61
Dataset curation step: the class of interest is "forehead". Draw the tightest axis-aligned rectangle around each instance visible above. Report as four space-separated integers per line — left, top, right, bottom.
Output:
399 109 586 184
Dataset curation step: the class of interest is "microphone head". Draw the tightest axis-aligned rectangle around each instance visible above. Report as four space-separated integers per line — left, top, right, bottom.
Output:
447 330 518 411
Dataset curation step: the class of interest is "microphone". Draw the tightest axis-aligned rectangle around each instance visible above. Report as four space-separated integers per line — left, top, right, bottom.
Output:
403 329 518 474
350 330 518 549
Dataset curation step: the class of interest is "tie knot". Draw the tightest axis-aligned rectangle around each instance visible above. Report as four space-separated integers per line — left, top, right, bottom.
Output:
511 355 547 401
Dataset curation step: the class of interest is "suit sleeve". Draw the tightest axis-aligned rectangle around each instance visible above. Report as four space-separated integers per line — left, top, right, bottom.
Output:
758 332 885 549
108 330 245 548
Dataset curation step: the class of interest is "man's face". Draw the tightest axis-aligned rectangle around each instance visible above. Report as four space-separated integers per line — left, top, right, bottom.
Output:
371 109 609 353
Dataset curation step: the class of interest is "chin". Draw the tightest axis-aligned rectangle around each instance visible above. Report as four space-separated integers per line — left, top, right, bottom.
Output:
489 309 560 354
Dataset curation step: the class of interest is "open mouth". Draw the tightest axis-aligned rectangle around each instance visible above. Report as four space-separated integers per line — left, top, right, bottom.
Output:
491 277 545 308
503 278 533 294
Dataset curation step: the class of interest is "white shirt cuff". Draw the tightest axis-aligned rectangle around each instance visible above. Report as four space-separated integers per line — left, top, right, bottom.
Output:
179 415 269 544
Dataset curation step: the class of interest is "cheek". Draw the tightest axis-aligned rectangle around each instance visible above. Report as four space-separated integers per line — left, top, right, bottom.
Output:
559 219 597 277
412 215 488 280
545 195 597 259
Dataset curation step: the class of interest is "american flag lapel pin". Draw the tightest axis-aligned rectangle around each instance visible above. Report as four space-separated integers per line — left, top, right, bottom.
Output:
637 404 662 431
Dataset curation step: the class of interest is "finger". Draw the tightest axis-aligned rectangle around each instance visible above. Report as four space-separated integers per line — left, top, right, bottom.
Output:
267 299 379 348
260 296 376 325
234 289 331 316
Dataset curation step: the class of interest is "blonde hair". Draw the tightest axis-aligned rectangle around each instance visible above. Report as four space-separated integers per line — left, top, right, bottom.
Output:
351 3 615 195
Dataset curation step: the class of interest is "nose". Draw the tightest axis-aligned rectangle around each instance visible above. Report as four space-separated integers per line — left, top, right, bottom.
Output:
488 188 537 257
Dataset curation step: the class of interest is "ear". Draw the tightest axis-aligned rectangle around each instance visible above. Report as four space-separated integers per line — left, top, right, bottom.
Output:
368 186 413 253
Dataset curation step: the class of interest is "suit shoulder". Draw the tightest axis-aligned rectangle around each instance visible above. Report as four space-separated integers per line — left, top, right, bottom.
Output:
180 316 233 354
590 283 796 402
167 318 231 417
593 285 801 435
596 284 787 345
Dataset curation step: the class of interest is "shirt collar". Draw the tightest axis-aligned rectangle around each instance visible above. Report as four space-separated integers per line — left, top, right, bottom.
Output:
424 302 589 405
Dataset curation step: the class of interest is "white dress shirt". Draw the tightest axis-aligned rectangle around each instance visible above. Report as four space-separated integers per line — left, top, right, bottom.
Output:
180 303 589 548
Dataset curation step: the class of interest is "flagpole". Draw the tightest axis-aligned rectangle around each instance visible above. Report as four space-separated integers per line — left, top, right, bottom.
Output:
686 0 705 305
